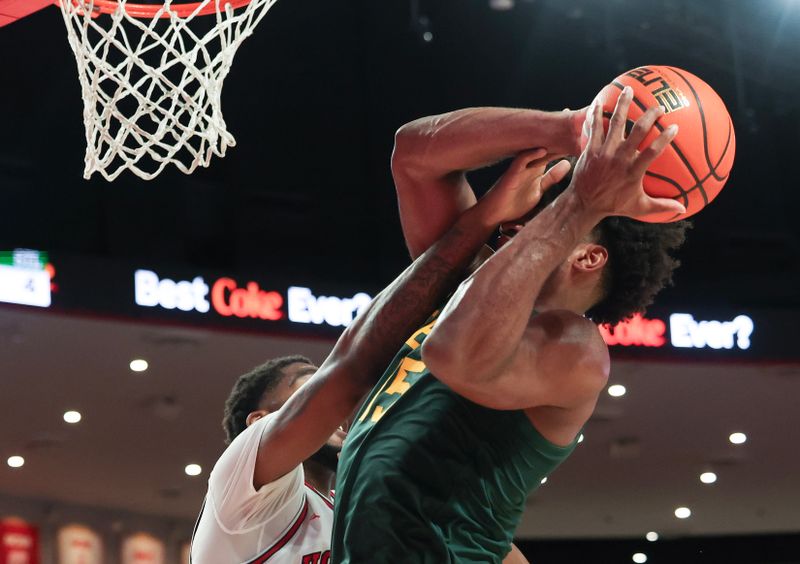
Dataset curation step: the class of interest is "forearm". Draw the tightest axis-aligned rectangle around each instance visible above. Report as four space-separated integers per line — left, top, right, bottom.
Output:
393 107 582 258
423 189 602 380
393 107 580 180
259 208 495 485
329 205 496 391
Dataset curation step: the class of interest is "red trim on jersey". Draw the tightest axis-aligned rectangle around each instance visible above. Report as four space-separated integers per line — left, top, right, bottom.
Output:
247 497 309 563
304 482 334 510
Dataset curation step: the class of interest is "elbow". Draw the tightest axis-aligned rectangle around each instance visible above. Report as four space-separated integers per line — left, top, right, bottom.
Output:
420 333 476 389
394 119 429 148
422 326 510 390
420 335 457 382
421 336 501 405
391 121 432 180
391 125 417 173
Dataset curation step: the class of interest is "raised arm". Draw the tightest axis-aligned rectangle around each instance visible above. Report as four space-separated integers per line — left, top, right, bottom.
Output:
391 107 586 258
251 150 557 487
421 88 686 411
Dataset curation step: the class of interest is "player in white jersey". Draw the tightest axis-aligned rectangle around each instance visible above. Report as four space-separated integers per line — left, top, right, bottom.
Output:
190 135 567 564
191 356 339 564
191 355 532 564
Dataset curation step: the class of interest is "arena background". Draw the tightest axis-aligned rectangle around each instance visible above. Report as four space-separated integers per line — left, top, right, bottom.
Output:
1 0 799 562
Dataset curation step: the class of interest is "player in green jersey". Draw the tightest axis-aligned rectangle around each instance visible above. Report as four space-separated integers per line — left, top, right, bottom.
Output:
195 121 562 563
332 89 690 562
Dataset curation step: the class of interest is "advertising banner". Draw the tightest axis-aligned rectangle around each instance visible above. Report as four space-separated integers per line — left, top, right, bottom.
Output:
121 533 164 564
2 249 797 361
0 518 39 564
57 525 102 564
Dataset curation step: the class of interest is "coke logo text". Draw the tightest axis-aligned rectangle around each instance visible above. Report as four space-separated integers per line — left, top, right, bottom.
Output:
134 269 284 321
211 277 283 320
599 313 666 347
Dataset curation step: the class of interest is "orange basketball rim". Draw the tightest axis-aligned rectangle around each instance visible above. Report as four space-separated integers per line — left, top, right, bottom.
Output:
1 0 250 25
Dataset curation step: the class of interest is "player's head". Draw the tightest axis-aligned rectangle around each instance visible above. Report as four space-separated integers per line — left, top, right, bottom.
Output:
222 355 344 470
497 159 690 325
222 355 314 443
583 216 689 324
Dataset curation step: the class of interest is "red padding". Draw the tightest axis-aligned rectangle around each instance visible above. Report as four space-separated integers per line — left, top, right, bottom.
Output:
0 0 55 26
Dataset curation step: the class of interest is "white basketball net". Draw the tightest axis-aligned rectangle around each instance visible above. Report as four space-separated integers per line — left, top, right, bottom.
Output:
58 0 279 180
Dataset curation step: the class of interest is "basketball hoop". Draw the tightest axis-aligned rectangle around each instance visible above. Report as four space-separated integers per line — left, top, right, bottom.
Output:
58 0 279 180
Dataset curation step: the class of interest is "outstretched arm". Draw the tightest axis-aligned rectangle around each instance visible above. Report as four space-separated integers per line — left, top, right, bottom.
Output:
422 88 685 411
251 151 549 487
392 107 586 258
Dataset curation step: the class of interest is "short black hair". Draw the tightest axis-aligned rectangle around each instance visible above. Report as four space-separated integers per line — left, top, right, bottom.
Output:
540 159 690 326
586 216 689 325
222 355 312 444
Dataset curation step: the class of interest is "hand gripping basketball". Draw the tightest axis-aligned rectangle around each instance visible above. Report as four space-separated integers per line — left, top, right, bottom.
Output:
571 86 686 221
582 65 736 222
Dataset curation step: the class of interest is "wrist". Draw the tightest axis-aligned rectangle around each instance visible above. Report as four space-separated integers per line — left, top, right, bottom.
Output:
525 109 583 156
457 203 501 238
560 186 607 228
563 109 587 156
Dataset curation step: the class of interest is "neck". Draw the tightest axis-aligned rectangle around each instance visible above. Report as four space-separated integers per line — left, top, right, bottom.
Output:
302 459 336 493
534 281 598 318
533 295 585 316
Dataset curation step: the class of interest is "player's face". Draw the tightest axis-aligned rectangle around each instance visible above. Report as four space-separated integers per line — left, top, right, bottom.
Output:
263 362 318 410
280 362 318 395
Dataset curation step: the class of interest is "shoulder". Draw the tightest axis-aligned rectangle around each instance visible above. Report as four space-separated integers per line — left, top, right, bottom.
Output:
525 310 610 408
209 415 270 490
529 309 608 358
206 415 308 533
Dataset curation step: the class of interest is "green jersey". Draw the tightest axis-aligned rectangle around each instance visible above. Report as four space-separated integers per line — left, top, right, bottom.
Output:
332 309 579 563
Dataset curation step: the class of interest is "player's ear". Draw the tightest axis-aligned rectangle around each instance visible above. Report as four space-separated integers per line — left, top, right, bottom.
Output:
572 243 608 273
245 410 269 427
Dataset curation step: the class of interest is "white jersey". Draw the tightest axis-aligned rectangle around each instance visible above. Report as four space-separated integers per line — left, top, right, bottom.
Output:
191 414 334 564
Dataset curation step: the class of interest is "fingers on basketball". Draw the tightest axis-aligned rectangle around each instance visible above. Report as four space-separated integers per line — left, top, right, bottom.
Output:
635 124 679 175
626 106 665 153
640 194 687 217
586 99 605 151
594 66 737 222
607 86 633 142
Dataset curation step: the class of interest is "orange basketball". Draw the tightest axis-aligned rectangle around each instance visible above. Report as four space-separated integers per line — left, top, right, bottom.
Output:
589 65 736 222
